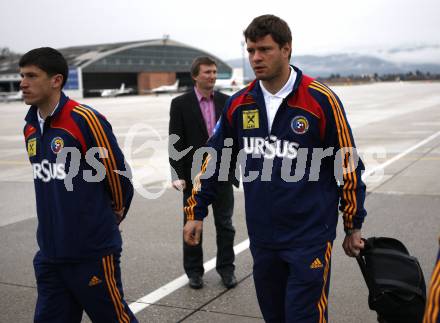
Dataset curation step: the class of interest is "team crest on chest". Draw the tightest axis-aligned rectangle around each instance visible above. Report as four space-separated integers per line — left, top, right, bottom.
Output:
291 116 309 135
50 137 64 154
27 138 37 157
243 109 259 129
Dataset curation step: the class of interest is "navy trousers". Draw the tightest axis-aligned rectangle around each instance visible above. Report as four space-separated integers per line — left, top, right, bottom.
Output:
33 251 137 323
183 182 235 277
250 242 333 323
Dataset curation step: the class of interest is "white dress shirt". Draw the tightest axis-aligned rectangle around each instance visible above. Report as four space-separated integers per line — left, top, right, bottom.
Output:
37 103 59 134
260 66 297 132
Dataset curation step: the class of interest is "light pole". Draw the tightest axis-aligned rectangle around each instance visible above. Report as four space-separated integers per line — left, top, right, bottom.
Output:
241 40 246 81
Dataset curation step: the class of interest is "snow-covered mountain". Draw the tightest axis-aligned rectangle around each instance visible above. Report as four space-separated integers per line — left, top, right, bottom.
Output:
227 44 440 79
372 44 440 64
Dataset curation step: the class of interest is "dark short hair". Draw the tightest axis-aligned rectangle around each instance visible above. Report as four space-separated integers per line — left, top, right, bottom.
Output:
190 56 217 78
19 47 68 88
244 14 292 49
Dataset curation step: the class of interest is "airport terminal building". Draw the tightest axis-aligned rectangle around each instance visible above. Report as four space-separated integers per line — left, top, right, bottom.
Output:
0 38 232 98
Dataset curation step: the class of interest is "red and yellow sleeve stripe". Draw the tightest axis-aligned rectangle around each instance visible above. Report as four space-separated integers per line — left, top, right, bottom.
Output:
24 124 36 140
309 81 358 229
424 255 440 323
184 154 212 221
73 105 123 211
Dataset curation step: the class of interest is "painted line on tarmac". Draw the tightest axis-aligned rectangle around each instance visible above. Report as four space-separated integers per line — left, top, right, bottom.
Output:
362 130 440 180
129 239 250 314
129 130 440 315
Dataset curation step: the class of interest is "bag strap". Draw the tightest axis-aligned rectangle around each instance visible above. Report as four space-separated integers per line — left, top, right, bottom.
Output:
366 248 418 262
356 255 367 277
357 238 373 290
375 279 425 299
356 255 373 291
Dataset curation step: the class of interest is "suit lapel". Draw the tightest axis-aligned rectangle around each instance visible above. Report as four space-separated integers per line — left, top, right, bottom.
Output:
189 90 209 138
213 91 224 121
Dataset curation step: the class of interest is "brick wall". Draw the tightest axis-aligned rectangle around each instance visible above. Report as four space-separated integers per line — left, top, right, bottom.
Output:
137 72 176 93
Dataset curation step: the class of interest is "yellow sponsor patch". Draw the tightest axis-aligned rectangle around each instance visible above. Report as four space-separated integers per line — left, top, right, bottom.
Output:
27 138 36 157
243 109 259 129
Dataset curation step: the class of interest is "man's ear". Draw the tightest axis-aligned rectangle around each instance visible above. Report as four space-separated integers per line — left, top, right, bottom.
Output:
281 42 292 59
52 74 64 89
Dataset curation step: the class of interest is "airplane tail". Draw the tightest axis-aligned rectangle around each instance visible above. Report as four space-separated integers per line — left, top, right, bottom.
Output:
231 68 244 84
215 68 244 90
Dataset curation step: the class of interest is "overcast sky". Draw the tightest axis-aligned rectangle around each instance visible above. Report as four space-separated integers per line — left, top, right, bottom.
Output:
1 0 439 61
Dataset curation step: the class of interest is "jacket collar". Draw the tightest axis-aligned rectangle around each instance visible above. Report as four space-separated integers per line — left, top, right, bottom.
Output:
247 65 303 101
242 66 303 136
24 91 69 124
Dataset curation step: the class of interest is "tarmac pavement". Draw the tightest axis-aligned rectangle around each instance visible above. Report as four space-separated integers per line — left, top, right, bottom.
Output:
0 81 439 322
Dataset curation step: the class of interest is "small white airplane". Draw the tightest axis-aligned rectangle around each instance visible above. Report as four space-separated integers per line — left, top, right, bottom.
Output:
2 90 23 102
100 83 133 97
150 80 180 94
215 68 244 91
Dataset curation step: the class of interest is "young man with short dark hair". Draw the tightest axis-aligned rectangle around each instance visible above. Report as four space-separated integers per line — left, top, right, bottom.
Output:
20 47 137 322
184 15 367 322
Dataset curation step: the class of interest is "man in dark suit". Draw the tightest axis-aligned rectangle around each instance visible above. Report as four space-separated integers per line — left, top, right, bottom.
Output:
168 56 237 289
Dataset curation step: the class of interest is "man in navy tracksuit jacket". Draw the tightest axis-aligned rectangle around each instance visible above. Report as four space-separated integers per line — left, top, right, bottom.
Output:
20 47 137 322
184 15 367 322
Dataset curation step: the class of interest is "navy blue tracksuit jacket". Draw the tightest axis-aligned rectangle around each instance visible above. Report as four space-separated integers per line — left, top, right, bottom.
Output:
23 92 133 261
185 66 367 249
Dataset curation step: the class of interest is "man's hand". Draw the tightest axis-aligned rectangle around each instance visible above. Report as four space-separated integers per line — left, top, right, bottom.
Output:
172 179 186 191
183 220 203 246
342 229 364 257
114 207 125 225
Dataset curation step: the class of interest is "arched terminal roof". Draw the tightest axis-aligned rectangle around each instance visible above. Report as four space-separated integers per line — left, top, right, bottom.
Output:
59 38 231 76
0 39 232 77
